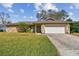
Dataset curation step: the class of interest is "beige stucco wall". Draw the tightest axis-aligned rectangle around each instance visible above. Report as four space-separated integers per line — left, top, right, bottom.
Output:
6 26 18 32
41 23 70 34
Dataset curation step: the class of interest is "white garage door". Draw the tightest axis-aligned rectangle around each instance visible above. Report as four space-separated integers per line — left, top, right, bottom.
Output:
45 27 65 33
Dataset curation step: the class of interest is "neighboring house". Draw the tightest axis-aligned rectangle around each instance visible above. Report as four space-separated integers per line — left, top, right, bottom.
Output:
4 18 70 34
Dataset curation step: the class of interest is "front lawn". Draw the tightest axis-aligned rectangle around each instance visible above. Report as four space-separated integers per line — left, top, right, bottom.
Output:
0 33 59 56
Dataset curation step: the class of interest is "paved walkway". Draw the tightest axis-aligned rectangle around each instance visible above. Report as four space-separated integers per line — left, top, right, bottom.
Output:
47 34 79 56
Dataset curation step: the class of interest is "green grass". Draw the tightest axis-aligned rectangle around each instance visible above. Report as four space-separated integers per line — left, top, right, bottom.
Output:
0 33 59 56
71 33 79 36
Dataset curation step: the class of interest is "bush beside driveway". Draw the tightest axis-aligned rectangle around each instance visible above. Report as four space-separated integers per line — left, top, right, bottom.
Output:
71 33 79 36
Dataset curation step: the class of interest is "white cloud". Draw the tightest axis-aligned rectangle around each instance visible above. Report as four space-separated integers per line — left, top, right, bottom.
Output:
70 6 74 9
23 16 33 19
69 12 73 16
8 9 14 13
30 16 33 19
1 3 14 9
1 3 14 13
23 16 27 18
43 3 59 11
34 3 43 11
34 3 59 12
72 3 79 9
20 9 24 13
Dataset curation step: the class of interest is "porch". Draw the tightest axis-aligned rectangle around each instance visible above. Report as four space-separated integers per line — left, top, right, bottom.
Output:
30 24 41 33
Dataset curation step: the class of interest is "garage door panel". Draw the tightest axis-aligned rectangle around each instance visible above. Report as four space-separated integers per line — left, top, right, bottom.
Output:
45 27 65 33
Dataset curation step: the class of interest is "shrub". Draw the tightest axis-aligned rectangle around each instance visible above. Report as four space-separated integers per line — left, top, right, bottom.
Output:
18 22 30 32
0 29 3 32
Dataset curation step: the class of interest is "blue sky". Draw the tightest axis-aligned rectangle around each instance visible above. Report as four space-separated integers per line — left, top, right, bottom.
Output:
0 3 79 23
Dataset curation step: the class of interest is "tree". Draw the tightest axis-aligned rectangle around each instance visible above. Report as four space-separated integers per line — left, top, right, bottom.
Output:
66 18 73 22
66 18 79 33
0 12 10 32
18 22 30 32
6 21 12 24
58 10 69 20
0 12 10 24
37 10 47 21
47 9 55 14
70 21 79 33
36 9 69 21
47 10 69 21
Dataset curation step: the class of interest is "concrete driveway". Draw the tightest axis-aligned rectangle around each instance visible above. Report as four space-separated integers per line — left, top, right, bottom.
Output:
47 34 79 56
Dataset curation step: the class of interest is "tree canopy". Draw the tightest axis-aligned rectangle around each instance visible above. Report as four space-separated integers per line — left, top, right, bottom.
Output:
66 18 79 33
37 10 47 21
0 12 10 24
36 9 69 21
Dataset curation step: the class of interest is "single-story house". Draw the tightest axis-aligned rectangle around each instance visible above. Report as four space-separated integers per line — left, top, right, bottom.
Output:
0 18 70 33
4 20 70 34
31 21 70 34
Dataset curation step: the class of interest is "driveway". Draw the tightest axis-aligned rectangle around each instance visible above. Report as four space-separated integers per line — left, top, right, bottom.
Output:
47 33 79 56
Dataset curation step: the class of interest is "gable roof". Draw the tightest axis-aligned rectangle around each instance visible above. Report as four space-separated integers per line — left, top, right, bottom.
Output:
34 21 71 24
45 17 56 21
5 21 71 26
6 23 18 26
35 17 71 24
5 18 72 26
